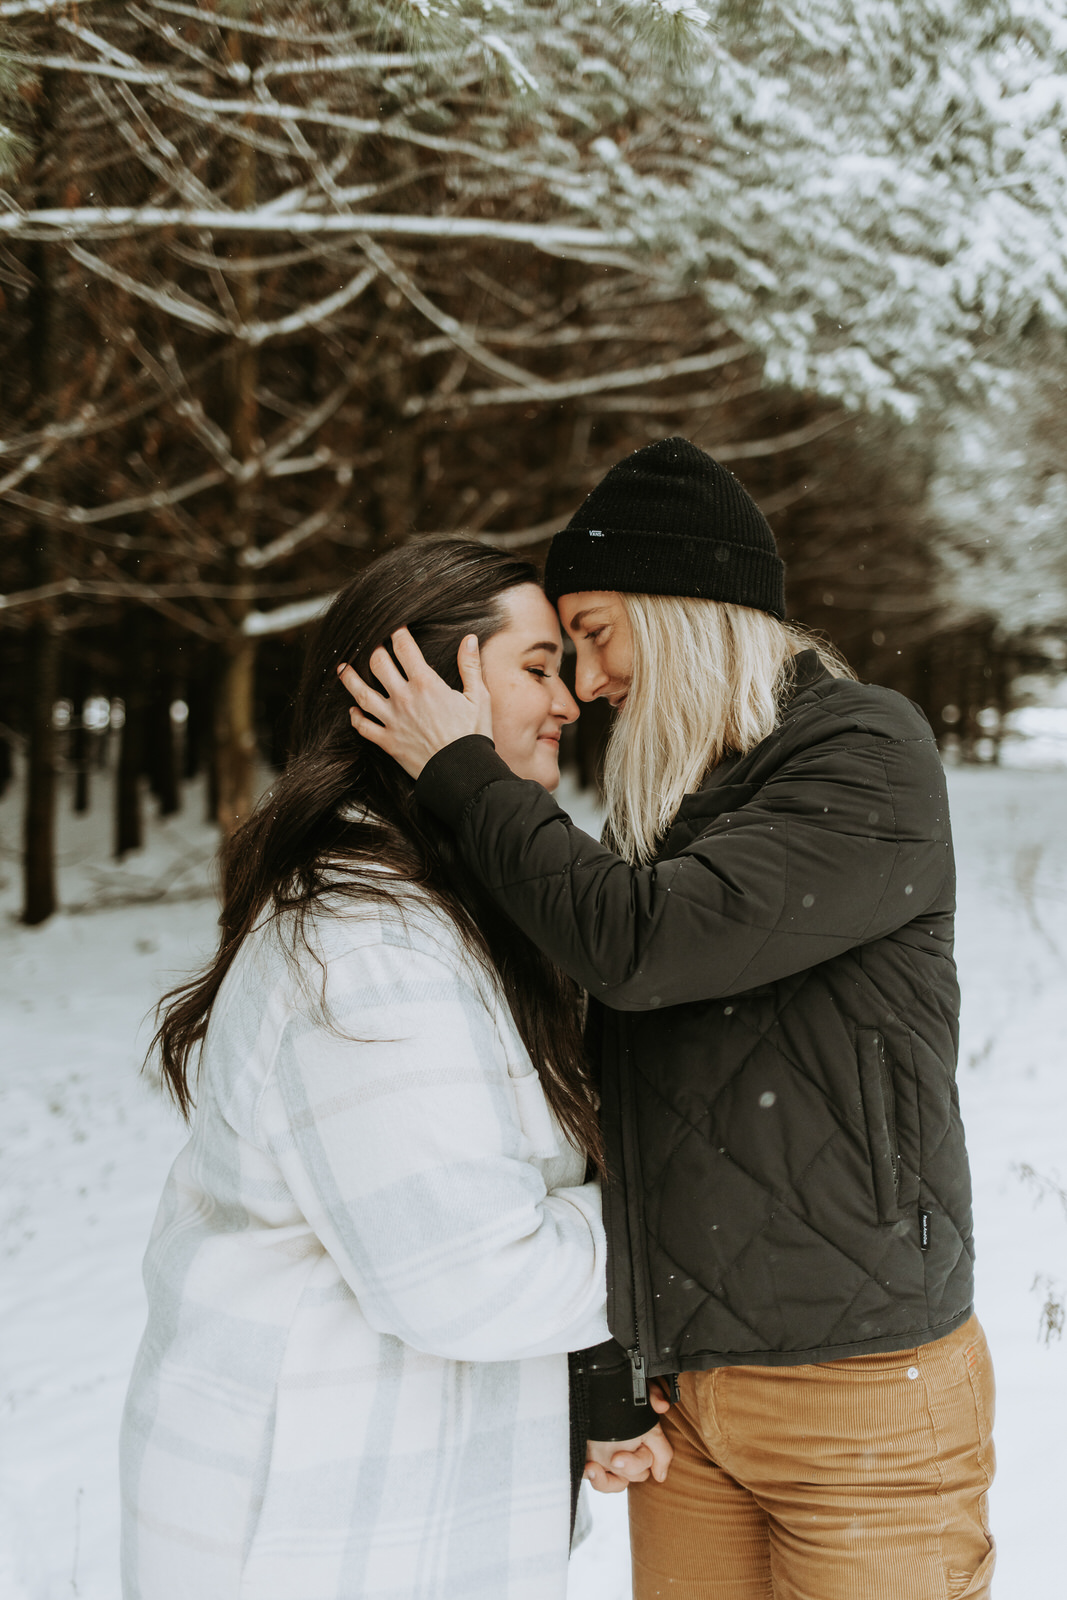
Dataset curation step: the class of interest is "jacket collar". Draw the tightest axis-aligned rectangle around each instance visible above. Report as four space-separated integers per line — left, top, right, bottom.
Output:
663 649 833 839
787 648 830 699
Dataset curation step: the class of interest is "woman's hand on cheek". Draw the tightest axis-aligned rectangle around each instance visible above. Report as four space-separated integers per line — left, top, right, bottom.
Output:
337 629 493 781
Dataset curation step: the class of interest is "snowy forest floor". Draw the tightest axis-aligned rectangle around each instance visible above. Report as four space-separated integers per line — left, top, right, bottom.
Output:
1 763 1065 1599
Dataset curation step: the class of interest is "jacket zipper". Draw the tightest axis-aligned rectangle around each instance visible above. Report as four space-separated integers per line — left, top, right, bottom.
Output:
628 1259 647 1404
616 1022 650 1407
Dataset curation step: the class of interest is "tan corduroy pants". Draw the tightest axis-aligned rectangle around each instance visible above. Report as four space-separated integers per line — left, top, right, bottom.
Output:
629 1315 995 1600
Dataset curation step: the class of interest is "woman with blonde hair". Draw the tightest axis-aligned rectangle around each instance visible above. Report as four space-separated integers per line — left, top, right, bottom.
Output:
341 438 996 1600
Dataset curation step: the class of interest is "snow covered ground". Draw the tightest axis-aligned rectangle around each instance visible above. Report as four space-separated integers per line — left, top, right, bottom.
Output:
1 763 1065 1599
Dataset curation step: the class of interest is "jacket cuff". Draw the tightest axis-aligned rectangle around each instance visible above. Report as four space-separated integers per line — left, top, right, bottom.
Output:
574 1339 660 1442
414 735 514 829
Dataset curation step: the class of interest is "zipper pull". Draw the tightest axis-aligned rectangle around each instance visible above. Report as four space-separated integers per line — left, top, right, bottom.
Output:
629 1349 648 1406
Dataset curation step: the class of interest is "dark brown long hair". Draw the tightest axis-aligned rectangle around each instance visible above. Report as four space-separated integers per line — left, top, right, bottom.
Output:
152 538 603 1168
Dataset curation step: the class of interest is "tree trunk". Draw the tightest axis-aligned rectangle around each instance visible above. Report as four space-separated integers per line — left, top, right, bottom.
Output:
147 656 180 817
184 669 209 780
214 637 257 833
182 666 220 821
115 615 146 857
22 615 59 923
71 713 90 814
20 73 62 924
0 734 13 800
215 42 259 836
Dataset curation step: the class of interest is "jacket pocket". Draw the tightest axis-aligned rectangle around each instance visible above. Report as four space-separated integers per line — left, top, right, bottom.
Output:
857 1028 901 1222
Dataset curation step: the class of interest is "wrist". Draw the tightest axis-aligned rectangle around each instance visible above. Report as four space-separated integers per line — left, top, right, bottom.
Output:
413 734 509 827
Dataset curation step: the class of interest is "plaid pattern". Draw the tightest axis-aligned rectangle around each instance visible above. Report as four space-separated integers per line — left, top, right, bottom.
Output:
120 896 608 1599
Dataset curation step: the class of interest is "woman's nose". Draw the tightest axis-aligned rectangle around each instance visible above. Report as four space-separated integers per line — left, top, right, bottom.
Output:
553 678 580 725
573 647 607 703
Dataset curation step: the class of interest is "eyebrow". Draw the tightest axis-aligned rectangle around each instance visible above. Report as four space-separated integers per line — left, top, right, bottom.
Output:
523 640 562 656
566 609 605 631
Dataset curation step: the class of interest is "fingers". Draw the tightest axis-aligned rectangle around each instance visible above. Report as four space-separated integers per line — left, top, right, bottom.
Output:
584 1438 668 1493
389 626 434 684
583 1461 639 1494
334 634 486 778
366 644 409 698
645 1426 674 1484
455 633 486 699
348 705 387 745
587 1426 673 1490
606 1443 653 1483
649 1381 673 1415
338 663 392 723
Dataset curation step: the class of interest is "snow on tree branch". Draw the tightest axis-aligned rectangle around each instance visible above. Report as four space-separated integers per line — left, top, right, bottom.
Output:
0 207 628 253
243 593 336 637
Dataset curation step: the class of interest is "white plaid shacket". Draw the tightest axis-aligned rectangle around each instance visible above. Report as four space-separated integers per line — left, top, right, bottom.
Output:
120 893 609 1599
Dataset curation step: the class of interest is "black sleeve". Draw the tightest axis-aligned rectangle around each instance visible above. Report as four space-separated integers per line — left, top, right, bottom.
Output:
572 1338 660 1442
414 728 951 1010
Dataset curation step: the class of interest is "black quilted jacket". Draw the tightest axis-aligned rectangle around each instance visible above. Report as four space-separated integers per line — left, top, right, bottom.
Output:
415 653 975 1424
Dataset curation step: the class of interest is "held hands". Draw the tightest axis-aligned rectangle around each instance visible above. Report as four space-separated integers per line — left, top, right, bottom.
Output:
583 1423 673 1494
583 1384 673 1494
337 628 492 781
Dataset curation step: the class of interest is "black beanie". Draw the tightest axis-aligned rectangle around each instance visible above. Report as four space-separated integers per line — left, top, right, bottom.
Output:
543 436 785 619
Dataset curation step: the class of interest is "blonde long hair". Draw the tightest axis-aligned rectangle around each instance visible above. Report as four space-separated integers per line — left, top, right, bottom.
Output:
602 595 854 864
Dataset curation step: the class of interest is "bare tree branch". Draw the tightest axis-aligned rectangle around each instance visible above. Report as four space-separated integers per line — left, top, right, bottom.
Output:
152 85 610 194
239 489 351 570
410 322 723 355
1 50 191 87
165 235 356 275
53 12 142 66
0 0 104 13
577 377 765 414
0 436 62 495
5 466 228 526
68 243 232 333
405 344 750 414
97 79 219 210
263 452 343 480
258 377 356 477
121 331 242 474
255 52 428 83
126 3 251 83
147 1 364 47
0 575 336 609
473 514 564 550
355 235 540 390
757 476 821 516
708 414 847 461
0 386 173 459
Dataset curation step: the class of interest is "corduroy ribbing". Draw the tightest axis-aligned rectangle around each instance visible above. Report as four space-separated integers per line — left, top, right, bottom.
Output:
543 527 785 614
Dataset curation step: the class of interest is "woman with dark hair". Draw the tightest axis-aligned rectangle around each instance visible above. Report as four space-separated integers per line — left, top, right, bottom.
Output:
119 539 666 1600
